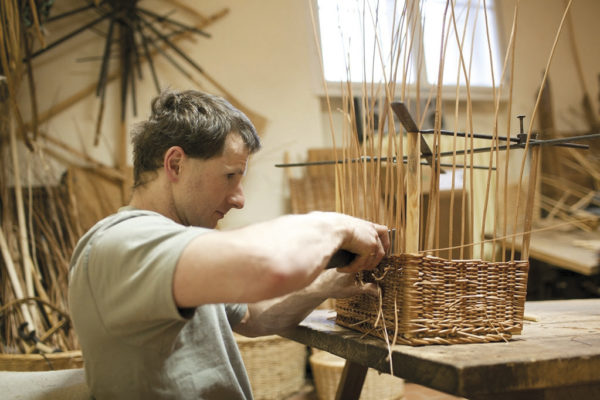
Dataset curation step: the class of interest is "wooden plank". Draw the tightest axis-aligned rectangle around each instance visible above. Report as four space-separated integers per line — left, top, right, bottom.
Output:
282 299 600 399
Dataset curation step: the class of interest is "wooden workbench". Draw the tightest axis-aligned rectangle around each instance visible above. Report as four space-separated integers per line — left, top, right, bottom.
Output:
282 299 600 400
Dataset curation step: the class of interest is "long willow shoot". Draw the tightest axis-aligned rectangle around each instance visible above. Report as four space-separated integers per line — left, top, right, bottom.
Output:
308 0 586 347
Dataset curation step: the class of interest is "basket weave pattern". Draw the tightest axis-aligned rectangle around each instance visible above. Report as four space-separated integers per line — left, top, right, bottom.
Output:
336 254 529 345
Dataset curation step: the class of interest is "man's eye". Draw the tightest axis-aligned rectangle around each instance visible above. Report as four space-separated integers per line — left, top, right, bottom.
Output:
227 173 235 179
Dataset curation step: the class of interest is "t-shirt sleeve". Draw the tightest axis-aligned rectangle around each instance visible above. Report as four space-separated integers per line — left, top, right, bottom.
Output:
85 215 209 340
225 303 248 327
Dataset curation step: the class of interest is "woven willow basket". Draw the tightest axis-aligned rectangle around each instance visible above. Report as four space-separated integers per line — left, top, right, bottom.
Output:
310 350 404 400
336 254 529 345
235 334 307 400
0 350 84 371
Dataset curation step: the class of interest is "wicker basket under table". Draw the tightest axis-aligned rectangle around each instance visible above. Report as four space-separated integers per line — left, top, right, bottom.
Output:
235 334 307 400
336 254 529 345
310 350 404 400
0 350 84 371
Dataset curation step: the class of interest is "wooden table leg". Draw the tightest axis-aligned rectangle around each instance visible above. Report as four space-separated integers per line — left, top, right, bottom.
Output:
335 360 368 400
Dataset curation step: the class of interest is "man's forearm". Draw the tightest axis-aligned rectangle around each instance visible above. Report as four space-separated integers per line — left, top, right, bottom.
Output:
233 270 376 337
234 280 327 337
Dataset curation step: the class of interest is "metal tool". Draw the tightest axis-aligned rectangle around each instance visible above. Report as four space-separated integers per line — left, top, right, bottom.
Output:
18 323 58 354
326 229 396 269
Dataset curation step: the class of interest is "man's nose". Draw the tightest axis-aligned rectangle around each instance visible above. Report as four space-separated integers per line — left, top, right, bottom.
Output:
229 184 245 209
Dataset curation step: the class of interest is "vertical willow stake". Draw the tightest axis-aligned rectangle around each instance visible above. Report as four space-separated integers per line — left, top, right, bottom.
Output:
8 91 40 330
0 229 35 329
521 140 541 259
406 129 421 254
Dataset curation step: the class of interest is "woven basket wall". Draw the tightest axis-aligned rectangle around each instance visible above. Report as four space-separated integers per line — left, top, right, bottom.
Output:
336 254 529 345
0 350 84 371
235 334 307 400
309 350 404 400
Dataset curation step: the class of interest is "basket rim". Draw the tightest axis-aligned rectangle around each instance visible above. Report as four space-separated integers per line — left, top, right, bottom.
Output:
0 350 82 359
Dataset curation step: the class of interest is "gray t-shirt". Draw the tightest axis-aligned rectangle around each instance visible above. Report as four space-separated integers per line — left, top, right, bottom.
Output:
68 207 253 399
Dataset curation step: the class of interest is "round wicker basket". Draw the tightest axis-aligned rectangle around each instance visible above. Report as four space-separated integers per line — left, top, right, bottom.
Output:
0 350 84 371
235 334 307 400
309 350 404 400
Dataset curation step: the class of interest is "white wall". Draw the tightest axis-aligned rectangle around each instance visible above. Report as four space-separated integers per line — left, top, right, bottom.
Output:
17 0 600 231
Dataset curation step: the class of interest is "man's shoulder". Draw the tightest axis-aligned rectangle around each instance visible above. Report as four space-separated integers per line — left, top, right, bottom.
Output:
89 207 178 238
70 208 176 270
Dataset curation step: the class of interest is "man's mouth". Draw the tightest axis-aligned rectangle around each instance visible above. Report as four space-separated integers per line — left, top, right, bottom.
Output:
215 211 225 219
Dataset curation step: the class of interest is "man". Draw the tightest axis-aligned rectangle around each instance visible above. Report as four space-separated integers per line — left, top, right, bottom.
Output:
69 89 389 399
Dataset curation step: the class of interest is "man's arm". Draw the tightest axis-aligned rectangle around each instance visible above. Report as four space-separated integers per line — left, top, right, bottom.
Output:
172 211 389 307
233 269 378 337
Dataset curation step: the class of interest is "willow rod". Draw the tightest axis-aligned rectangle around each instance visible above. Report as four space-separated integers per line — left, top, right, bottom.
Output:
510 0 573 261
308 1 346 216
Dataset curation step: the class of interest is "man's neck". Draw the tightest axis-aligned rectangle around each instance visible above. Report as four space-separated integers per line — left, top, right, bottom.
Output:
129 180 176 222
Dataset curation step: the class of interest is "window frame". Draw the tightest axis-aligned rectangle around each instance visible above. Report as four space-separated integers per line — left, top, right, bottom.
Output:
312 0 507 101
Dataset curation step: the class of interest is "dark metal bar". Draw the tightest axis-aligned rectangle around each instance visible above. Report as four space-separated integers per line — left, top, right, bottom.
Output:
531 132 600 146
432 136 590 159
135 20 161 93
75 54 119 62
275 157 494 170
138 15 206 75
130 22 143 81
96 18 115 97
128 28 138 117
120 23 130 121
45 3 96 23
137 7 211 38
420 129 522 143
139 20 196 81
28 11 114 59
276 132 599 169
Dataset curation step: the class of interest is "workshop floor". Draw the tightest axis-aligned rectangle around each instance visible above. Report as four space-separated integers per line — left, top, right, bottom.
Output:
286 381 464 400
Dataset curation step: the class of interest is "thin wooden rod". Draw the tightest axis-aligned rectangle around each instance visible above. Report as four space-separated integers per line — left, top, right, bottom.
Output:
521 144 541 258
406 129 421 253
425 214 597 255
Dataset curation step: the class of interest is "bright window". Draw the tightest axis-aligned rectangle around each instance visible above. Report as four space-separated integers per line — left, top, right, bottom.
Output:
317 0 502 88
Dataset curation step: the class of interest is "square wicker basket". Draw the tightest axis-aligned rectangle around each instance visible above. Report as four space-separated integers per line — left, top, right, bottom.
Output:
336 254 529 345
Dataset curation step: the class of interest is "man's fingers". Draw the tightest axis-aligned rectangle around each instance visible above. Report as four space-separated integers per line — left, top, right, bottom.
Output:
358 282 379 297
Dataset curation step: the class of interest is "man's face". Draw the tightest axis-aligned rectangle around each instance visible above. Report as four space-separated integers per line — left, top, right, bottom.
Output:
174 133 249 228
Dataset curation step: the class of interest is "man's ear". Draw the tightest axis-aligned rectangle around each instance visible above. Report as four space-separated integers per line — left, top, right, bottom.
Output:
164 146 185 182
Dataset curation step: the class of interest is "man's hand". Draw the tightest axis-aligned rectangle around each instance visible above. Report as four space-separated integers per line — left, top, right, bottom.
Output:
315 269 379 299
334 216 390 274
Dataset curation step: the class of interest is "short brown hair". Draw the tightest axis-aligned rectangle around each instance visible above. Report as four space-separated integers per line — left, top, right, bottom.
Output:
131 90 261 187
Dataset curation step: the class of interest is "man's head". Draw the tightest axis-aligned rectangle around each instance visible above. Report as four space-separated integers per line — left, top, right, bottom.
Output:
131 90 261 227
131 89 261 188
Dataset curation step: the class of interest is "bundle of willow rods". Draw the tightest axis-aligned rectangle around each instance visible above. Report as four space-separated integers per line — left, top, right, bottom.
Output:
305 0 596 350
0 0 80 355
